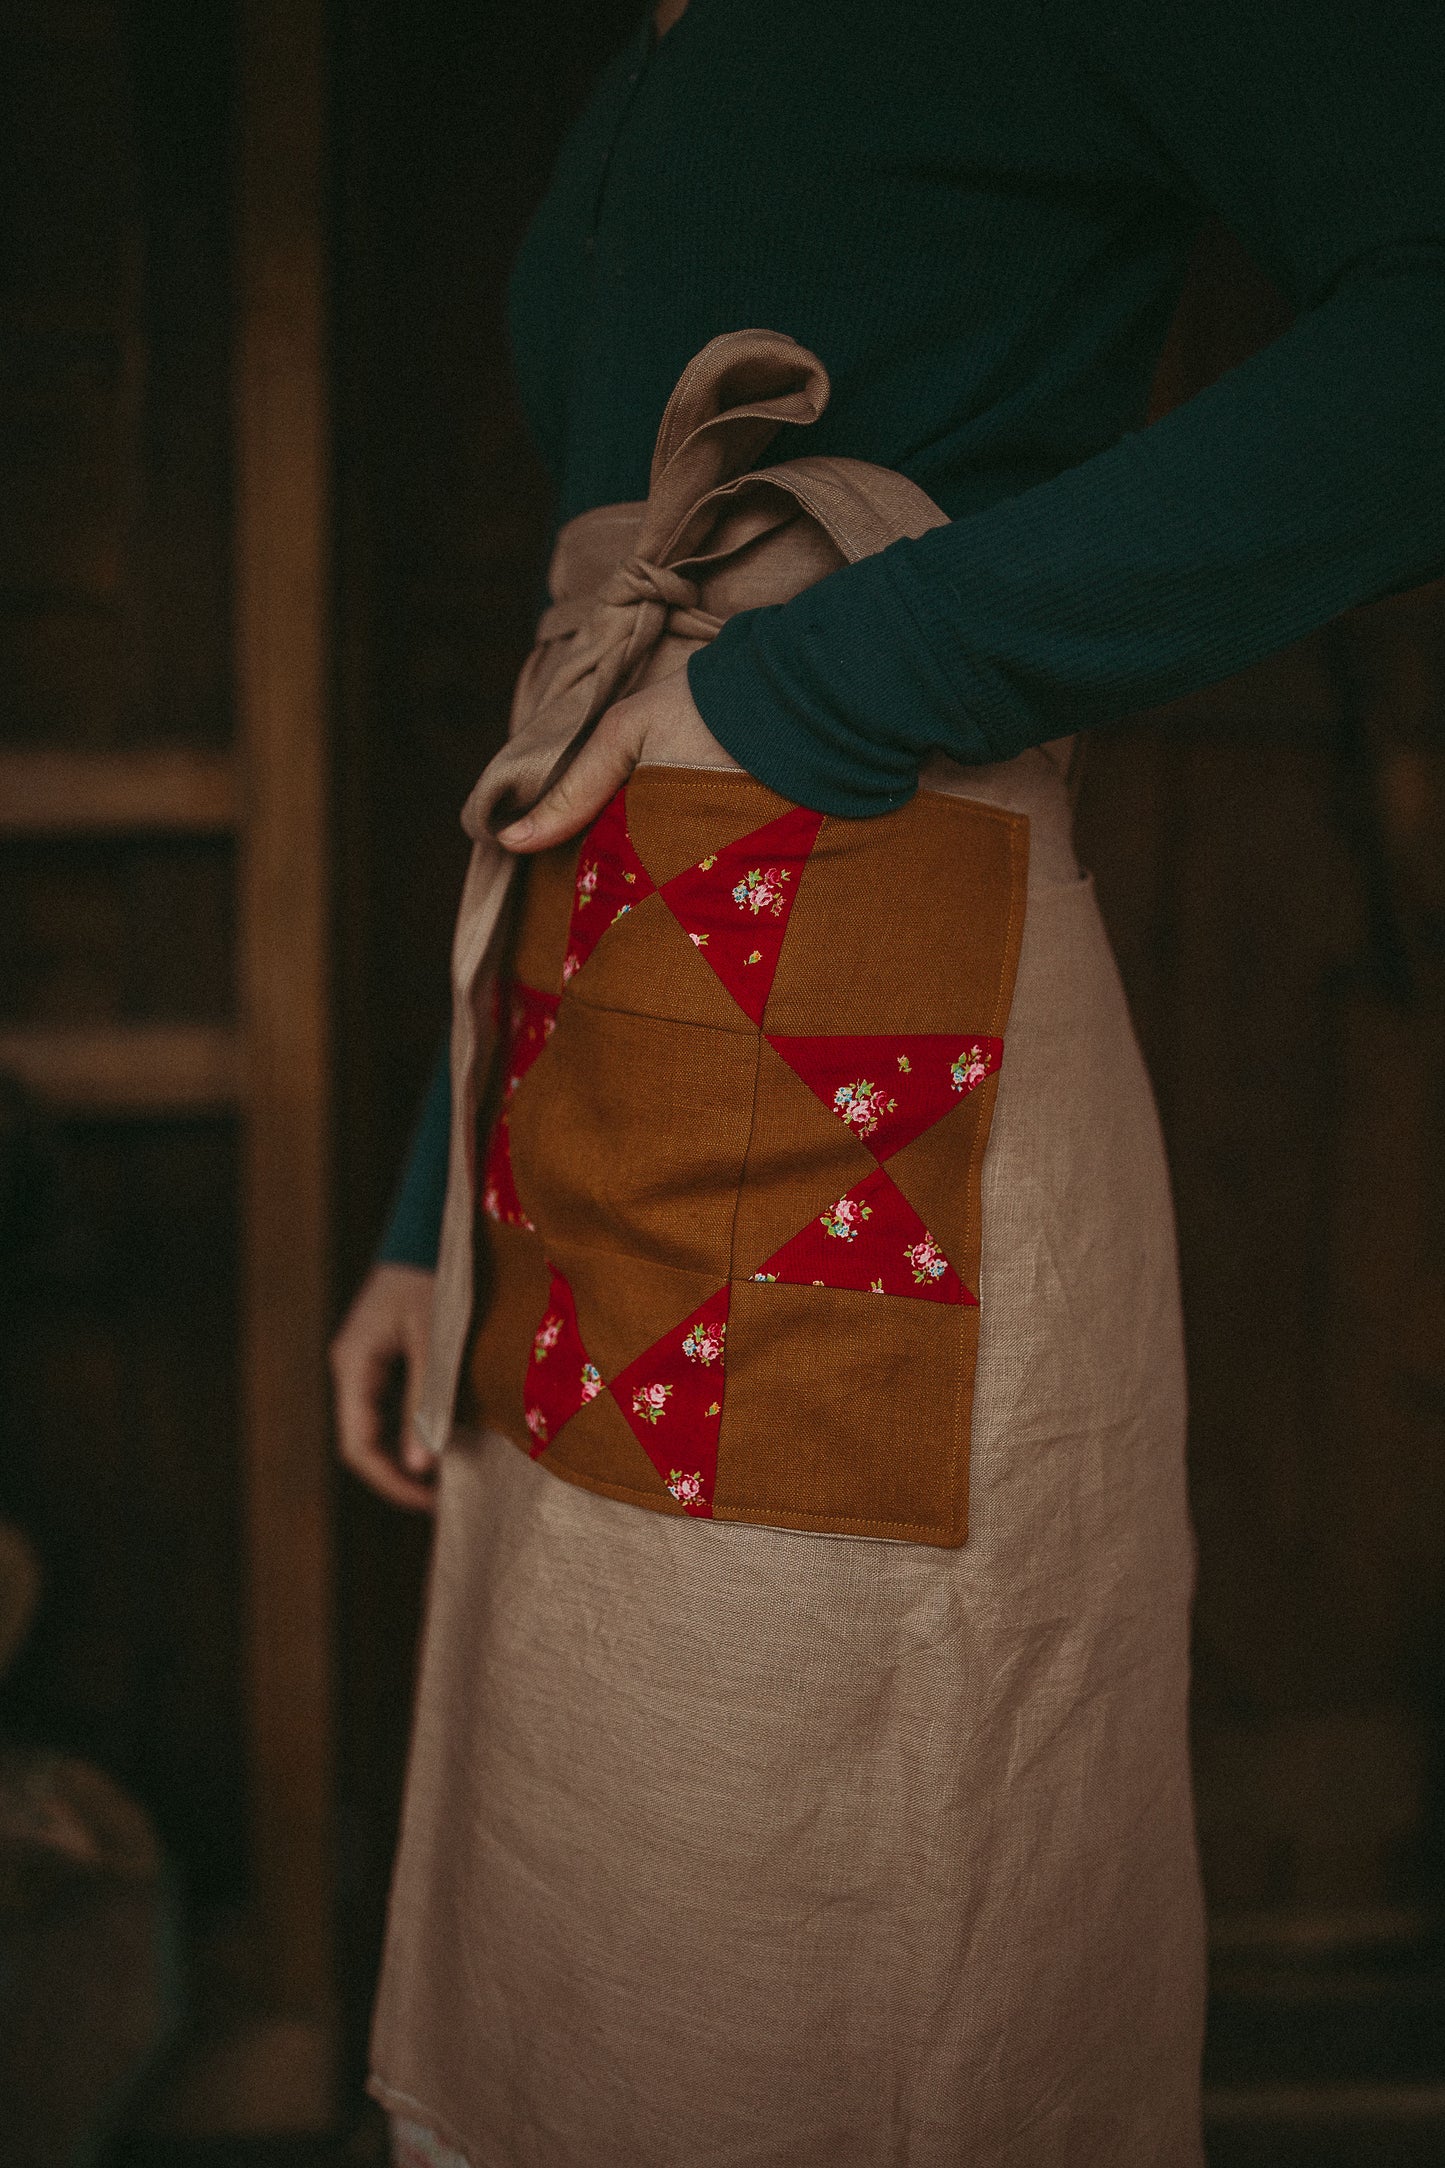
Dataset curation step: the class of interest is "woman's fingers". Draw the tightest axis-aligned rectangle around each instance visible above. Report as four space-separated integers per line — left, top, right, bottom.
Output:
496 696 646 853
493 669 733 855
330 1264 439 1512
333 1345 432 1510
399 1277 439 1477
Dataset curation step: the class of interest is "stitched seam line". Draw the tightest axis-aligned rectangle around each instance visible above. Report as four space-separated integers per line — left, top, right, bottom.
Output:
563 982 757 1036
530 1445 951 1537
725 1026 766 1286
720 809 821 1283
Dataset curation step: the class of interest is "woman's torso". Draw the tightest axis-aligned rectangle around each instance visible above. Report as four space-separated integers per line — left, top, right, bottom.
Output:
507 0 1205 527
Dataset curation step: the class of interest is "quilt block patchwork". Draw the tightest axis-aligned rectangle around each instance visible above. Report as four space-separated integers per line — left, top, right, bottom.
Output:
466 765 1028 1546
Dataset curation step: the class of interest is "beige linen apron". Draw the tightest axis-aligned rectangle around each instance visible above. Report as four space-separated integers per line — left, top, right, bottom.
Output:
371 332 1206 2165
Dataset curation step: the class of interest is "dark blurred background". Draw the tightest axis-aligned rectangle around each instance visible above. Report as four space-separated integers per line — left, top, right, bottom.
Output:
0 3 1442 2163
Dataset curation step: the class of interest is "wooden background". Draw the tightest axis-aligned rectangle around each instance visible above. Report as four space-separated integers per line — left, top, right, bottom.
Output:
2 0 1443 2134
0 0 245 1912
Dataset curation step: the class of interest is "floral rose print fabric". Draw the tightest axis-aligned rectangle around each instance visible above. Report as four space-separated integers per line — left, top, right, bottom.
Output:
480 982 561 1228
562 788 656 985
473 772 1027 1546
658 805 823 1023
748 1165 972 1305
522 1266 598 1454
607 1287 733 1516
768 1031 1002 1161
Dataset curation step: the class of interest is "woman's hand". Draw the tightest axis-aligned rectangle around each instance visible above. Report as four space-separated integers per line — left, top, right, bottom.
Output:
330 1263 439 1512
495 667 736 856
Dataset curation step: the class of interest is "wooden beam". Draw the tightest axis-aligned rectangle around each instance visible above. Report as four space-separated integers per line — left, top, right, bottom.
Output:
234 0 336 2099
0 1023 241 1114
0 748 238 834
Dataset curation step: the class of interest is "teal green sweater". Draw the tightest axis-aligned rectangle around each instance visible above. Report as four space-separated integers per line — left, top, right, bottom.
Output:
381 0 1445 1267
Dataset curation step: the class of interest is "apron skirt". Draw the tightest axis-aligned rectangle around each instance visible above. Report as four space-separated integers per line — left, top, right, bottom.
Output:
367 744 1207 2166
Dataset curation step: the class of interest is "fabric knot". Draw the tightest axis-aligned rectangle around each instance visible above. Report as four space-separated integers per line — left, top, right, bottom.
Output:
598 555 701 616
578 554 704 709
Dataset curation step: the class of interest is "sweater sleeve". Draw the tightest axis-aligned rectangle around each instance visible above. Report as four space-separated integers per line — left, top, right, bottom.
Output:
376 1045 451 1269
686 0 1445 816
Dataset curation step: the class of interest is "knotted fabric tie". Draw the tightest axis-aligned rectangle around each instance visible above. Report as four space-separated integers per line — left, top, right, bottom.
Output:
603 551 702 618
575 550 721 726
461 552 724 842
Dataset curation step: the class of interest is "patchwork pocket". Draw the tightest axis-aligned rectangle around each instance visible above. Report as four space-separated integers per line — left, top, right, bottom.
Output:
466 765 1028 1546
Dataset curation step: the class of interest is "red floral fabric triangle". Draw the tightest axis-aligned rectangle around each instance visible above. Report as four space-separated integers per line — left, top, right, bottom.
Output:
607 1285 731 1516
563 789 656 985
660 806 824 1024
481 1118 529 1229
523 1265 603 1455
482 981 561 1227
749 1165 976 1305
502 981 563 1090
766 1032 1003 1160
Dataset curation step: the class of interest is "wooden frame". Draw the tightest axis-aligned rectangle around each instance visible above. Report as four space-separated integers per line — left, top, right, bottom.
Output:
0 752 242 1119
0 1023 240 1114
232 0 336 2109
0 1 337 2130
0 749 238 835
